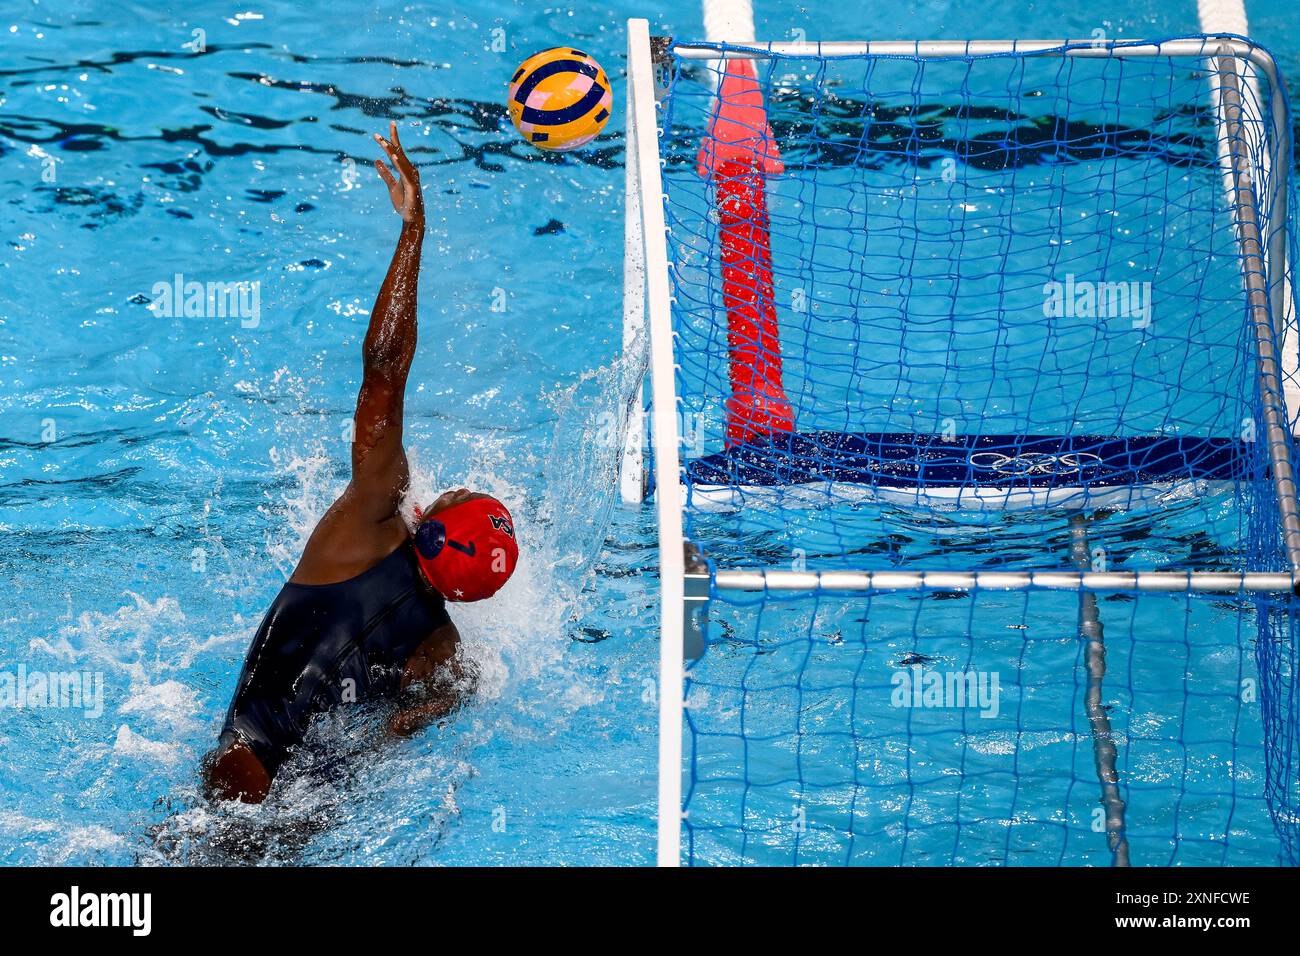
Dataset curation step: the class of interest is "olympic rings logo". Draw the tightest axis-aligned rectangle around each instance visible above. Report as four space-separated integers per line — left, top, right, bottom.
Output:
967 451 1102 477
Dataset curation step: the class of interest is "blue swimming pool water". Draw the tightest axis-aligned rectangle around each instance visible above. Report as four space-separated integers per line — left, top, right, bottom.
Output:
1 0 1298 866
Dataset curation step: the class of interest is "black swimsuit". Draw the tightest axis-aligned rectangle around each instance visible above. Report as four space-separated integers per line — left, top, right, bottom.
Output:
219 541 451 776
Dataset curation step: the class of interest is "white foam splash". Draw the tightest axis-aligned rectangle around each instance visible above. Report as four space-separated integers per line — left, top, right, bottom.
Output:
120 680 205 735
31 593 243 682
112 724 182 765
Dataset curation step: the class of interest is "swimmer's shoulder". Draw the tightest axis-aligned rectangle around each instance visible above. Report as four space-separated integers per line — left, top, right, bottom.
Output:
291 491 409 585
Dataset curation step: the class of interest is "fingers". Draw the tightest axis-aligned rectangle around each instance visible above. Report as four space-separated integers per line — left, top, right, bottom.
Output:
388 121 414 177
374 124 423 219
373 131 400 170
374 158 398 191
373 126 418 183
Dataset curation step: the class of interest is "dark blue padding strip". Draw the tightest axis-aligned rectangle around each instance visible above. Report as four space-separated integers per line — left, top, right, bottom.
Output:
684 432 1248 490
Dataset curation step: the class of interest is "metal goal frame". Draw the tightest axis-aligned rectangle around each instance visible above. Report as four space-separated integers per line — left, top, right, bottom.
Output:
620 18 1300 866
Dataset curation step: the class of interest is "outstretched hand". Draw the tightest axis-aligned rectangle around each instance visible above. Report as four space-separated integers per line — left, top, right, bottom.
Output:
374 121 424 224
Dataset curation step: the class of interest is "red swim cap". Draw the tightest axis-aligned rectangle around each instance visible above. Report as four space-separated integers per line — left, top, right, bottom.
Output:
413 496 518 602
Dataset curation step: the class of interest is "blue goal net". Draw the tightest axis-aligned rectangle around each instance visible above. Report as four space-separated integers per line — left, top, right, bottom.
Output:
640 34 1300 865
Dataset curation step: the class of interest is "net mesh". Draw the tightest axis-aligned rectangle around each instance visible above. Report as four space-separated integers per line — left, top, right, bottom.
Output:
649 37 1300 865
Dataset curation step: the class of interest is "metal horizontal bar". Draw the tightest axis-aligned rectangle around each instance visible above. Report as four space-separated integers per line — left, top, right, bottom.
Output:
692 569 1299 594
670 36 1258 61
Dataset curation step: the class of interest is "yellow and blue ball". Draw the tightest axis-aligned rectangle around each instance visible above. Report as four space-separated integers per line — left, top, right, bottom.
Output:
508 48 612 152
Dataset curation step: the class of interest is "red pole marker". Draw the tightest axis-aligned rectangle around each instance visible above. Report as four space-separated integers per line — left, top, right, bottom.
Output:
696 57 795 449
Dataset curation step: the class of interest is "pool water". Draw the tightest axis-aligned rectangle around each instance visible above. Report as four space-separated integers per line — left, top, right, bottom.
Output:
1 0 1298 866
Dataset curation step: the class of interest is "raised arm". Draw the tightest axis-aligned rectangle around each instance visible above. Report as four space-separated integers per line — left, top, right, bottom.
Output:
349 122 425 522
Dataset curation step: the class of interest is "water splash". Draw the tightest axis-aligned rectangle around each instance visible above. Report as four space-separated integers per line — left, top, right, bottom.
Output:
139 332 647 863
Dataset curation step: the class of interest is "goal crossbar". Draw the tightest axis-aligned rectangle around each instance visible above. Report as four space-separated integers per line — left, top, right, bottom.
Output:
690 567 1300 595
671 36 1275 60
